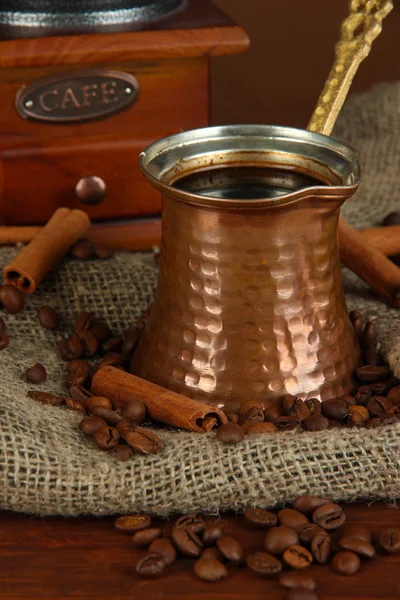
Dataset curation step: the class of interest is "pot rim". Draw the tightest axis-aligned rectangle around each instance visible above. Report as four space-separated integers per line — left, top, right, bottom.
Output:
139 124 361 209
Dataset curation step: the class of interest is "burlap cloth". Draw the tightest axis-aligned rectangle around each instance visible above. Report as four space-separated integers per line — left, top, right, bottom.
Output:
1 82 400 517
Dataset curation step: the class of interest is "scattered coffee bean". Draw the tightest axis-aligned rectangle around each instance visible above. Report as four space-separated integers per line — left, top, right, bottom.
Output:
367 395 393 417
282 395 311 422
26 363 47 384
0 331 9 350
331 550 360 575
0 284 24 314
361 321 377 347
278 572 317 591
302 414 329 431
312 503 345 530
216 422 245 444
202 524 224 545
114 514 152 533
311 530 331 564
342 524 371 542
244 508 278 529
102 335 123 354
340 394 357 406
112 444 133 462
304 398 322 416
274 416 300 432
136 553 166 578
121 399 147 424
356 365 391 383
382 211 400 226
27 390 64 406
86 396 113 411
246 551 282 577
121 332 141 358
132 528 162 548
216 535 244 565
172 526 203 558
70 238 95 260
59 335 83 361
379 528 400 554
338 536 375 558
264 526 299 555
68 383 92 405
349 310 363 336
202 547 224 561
91 406 123 426
355 385 372 406
175 514 206 534
293 496 330 515
95 246 114 260
77 330 99 358
347 405 369 426
74 311 93 333
278 509 308 531
387 386 400 405
263 398 283 422
66 359 92 386
298 523 322 545
0 316 5 332
149 537 177 565
225 414 239 424
285 590 319 600
89 323 112 344
283 545 313 569
95 352 126 371
93 425 120 450
245 421 278 434
38 306 58 330
239 406 265 429
364 345 379 366
123 427 162 454
193 558 228 582
64 398 86 414
321 399 348 421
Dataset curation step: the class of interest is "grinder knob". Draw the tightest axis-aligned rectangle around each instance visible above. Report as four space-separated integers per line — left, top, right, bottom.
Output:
75 175 106 205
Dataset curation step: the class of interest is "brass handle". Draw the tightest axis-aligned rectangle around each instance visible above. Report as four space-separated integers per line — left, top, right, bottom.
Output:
75 175 107 205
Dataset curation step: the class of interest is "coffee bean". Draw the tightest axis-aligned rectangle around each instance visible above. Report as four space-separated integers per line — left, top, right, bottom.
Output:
172 526 203 557
340 394 357 406
74 311 93 333
216 535 244 565
283 545 313 569
278 509 309 531
368 395 393 417
239 406 265 429
379 528 400 554
202 546 224 561
95 246 114 260
283 395 310 422
149 538 177 565
114 514 152 533
77 330 99 358
321 399 348 421
59 335 83 361
136 553 166 578
121 399 147 424
202 524 224 545
121 331 141 358
86 396 113 411
66 359 92 386
312 503 345 530
285 591 319 600
305 398 322 415
363 344 379 366
263 397 283 422
102 336 123 354
355 385 372 406
275 416 301 432
264 526 299 555
361 321 377 347
302 414 329 431
216 422 244 444
387 386 400 405
0 284 24 314
298 524 323 545
91 406 123 426
0 316 5 332
89 323 113 344
38 306 58 330
338 536 375 558
93 425 120 450
244 508 278 529
246 551 282 577
65 398 86 414
331 550 360 575
377 413 400 426
0 331 9 350
123 427 162 454
132 528 162 548
246 422 278 434
26 363 47 384
70 238 95 260
193 558 228 582
95 352 126 371
328 419 342 429
278 572 317 591
368 378 398 395
28 390 64 406
79 415 107 436
382 211 400 226
342 524 371 542
347 405 369 425
175 514 206 534
68 383 92 405
226 413 239 424
239 400 264 417
112 444 133 462
293 496 330 515
349 310 363 334
356 365 391 383
311 530 331 564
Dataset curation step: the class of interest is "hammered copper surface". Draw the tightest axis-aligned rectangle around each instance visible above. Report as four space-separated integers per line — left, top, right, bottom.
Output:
131 126 361 412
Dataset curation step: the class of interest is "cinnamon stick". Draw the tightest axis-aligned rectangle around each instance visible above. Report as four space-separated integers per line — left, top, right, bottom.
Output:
91 366 228 433
339 218 400 307
3 208 90 294
360 226 400 257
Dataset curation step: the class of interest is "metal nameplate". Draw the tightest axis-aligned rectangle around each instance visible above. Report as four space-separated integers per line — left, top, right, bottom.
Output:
15 69 140 124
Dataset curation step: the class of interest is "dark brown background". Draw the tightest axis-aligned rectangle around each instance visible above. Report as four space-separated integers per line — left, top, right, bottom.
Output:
211 0 400 127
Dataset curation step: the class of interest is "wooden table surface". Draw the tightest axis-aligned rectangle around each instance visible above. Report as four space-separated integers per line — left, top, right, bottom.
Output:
1 503 399 599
